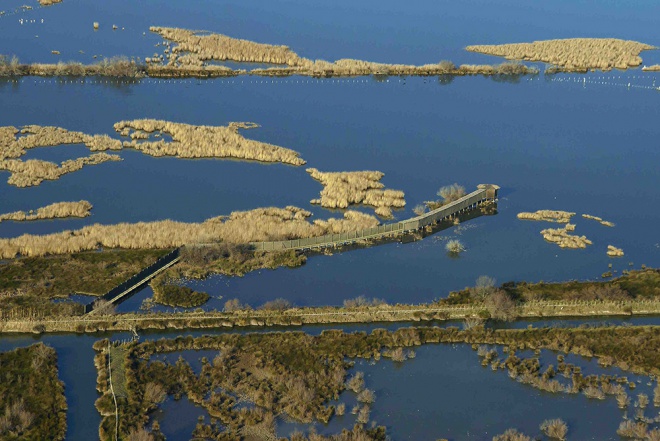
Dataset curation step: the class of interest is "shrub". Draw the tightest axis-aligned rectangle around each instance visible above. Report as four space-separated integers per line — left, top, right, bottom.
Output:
472 275 496 300
617 420 647 438
484 290 517 322
445 239 465 255
343 296 386 308
492 428 530 441
540 419 568 440
357 389 375 404
437 184 466 203
258 298 292 311
412 204 427 216
223 298 250 312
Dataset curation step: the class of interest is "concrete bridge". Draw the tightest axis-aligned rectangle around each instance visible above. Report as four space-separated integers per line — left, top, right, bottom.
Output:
250 184 499 251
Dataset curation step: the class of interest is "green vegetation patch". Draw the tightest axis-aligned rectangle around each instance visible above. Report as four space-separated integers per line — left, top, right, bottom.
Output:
151 281 209 308
442 269 660 305
0 248 171 318
0 343 67 440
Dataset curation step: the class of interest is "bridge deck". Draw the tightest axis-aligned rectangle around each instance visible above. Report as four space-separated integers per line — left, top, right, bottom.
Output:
250 184 498 251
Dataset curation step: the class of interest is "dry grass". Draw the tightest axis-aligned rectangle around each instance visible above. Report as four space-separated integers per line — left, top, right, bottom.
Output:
467 38 655 72
306 168 405 218
517 210 575 223
113 119 305 165
445 239 465 254
607 245 624 257
540 225 592 249
0 206 378 258
0 201 92 223
149 27 539 78
0 153 121 187
38 0 62 5
642 65 660 71
582 214 615 227
0 125 121 161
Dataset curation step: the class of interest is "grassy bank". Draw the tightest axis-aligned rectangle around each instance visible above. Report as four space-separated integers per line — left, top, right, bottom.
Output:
0 343 67 440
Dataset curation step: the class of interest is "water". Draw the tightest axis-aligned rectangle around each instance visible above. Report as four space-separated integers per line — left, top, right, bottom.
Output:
2 0 660 439
1 319 659 440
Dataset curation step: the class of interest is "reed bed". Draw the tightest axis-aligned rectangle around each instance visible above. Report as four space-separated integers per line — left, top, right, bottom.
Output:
466 38 655 72
540 225 592 249
306 168 405 218
0 125 121 161
113 119 306 165
642 65 660 71
0 153 122 187
0 206 378 258
607 245 624 257
38 0 62 5
517 210 575 223
149 26 301 66
149 27 539 78
582 213 615 227
0 200 92 223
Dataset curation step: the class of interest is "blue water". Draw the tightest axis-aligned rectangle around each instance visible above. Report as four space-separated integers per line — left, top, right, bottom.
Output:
2 1 660 440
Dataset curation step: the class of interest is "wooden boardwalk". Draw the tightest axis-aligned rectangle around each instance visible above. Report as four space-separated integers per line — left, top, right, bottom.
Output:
251 184 499 251
85 248 181 314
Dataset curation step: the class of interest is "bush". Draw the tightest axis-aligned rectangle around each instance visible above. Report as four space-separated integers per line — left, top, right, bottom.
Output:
472 275 496 300
223 298 250 312
437 184 466 203
445 239 465 255
540 419 568 440
258 298 292 311
343 296 386 308
484 290 517 321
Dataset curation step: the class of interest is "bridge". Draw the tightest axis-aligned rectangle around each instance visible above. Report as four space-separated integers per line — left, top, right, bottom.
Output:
84 248 181 314
251 184 499 251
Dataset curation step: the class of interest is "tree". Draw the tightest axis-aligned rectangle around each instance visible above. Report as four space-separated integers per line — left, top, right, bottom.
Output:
484 290 517 321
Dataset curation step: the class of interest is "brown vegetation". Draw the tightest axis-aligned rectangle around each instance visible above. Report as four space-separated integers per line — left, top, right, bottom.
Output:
642 65 660 72
113 119 305 165
607 245 624 257
306 168 405 218
0 200 92 223
540 224 592 249
1 153 121 187
466 38 655 72
38 0 62 5
0 343 67 440
582 214 615 227
424 183 466 210
517 210 575 223
149 26 539 78
0 206 378 258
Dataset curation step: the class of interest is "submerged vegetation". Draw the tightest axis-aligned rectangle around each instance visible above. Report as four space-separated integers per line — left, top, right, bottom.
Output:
0 206 379 258
306 168 405 218
0 343 67 440
466 38 655 72
0 200 92 223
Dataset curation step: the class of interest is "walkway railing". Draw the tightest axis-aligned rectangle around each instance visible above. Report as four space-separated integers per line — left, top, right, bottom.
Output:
251 184 498 251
